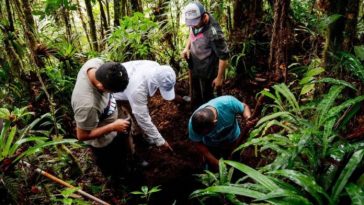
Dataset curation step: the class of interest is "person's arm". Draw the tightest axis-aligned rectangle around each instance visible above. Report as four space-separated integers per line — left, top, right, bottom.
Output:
130 93 172 150
76 119 130 141
212 59 228 89
242 102 252 120
194 142 219 171
181 37 191 60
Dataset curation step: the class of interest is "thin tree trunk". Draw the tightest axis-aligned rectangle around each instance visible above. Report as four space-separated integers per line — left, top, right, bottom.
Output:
321 0 347 66
61 5 72 42
0 0 23 78
85 0 99 51
121 0 128 16
227 5 232 32
232 0 262 36
75 0 92 50
98 0 108 33
114 0 121 27
70 9 83 51
342 0 359 51
130 0 143 13
13 0 40 66
5 0 14 31
105 0 110 26
268 0 290 82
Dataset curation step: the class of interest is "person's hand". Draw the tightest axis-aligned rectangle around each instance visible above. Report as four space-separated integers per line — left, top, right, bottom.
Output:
246 118 258 129
212 76 223 89
181 48 190 60
159 141 174 152
112 119 130 133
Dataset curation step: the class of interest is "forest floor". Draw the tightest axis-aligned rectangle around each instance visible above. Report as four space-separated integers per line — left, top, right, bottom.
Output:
72 78 264 205
11 75 364 205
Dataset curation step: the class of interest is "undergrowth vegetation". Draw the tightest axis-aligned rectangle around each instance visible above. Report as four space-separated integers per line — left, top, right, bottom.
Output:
0 0 363 204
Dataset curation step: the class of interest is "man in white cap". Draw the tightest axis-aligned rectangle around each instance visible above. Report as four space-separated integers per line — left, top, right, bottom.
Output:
181 1 229 110
114 60 175 151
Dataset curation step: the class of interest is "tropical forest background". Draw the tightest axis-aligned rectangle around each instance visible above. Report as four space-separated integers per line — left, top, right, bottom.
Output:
0 0 364 204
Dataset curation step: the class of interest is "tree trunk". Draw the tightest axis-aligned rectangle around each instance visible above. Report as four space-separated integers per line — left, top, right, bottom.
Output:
5 0 14 32
130 0 143 13
61 5 72 42
342 0 359 51
85 0 99 51
0 0 23 78
320 0 347 66
114 0 121 26
121 0 128 16
75 0 92 50
105 0 111 26
98 0 108 32
268 0 291 82
13 0 40 67
232 0 263 36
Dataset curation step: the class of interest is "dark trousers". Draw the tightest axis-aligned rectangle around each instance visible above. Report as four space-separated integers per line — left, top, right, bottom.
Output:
92 134 129 178
92 105 134 178
191 76 215 110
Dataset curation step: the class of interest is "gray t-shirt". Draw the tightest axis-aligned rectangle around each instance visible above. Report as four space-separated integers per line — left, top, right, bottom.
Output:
71 58 118 148
189 14 229 79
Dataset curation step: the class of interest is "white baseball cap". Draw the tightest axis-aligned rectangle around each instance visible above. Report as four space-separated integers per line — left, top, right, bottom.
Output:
184 1 205 27
156 66 176 101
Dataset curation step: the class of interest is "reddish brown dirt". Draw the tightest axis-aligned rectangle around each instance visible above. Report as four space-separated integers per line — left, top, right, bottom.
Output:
122 79 263 205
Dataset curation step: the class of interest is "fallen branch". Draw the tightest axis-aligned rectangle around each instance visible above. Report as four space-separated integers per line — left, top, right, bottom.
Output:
20 161 110 205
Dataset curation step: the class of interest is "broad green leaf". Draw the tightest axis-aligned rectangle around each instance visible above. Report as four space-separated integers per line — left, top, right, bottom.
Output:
318 14 342 31
273 84 300 114
0 121 10 151
322 118 336 157
316 78 357 91
267 196 313 205
219 158 228 184
141 186 148 194
305 67 325 77
2 126 17 159
324 96 364 123
130 191 144 195
14 139 78 163
260 89 278 102
255 189 312 205
345 183 364 205
190 185 266 199
224 160 279 191
269 169 330 205
257 112 293 126
299 76 314 85
331 149 364 203
9 136 48 155
300 84 315 95
317 85 344 126
0 108 10 120
354 45 364 61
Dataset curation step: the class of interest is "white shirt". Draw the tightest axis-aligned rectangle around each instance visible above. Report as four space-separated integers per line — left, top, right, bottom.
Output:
114 60 166 146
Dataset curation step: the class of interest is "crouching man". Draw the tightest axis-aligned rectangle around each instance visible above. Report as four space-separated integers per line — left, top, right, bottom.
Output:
188 96 252 170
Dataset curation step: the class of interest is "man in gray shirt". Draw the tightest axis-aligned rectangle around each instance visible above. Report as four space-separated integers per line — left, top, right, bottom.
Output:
72 58 130 177
182 1 229 110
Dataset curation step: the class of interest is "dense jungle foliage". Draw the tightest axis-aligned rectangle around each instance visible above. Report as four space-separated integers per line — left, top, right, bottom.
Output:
0 0 364 204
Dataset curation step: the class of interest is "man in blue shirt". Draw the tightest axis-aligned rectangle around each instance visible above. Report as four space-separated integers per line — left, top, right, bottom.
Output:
188 96 252 170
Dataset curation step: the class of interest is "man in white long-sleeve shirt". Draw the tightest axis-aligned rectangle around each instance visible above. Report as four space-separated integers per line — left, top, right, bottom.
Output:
114 60 175 151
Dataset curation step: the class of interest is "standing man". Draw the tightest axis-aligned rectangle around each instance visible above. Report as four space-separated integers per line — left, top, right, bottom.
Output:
181 1 229 109
71 58 130 178
188 96 252 171
114 60 175 151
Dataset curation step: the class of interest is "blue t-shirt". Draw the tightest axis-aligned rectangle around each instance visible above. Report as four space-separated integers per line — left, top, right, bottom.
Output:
188 96 244 147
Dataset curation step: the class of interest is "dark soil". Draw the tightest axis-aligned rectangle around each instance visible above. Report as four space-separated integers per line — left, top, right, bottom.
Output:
14 79 267 205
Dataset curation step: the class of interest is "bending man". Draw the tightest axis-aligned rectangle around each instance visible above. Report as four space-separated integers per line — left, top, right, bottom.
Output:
188 96 252 170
